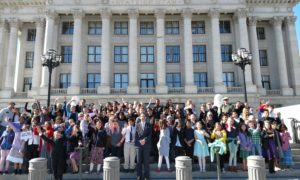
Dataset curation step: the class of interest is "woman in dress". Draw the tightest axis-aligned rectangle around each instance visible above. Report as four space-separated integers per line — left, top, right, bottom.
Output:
280 124 294 170
238 123 252 171
193 121 210 172
211 122 227 173
262 120 277 173
156 119 171 172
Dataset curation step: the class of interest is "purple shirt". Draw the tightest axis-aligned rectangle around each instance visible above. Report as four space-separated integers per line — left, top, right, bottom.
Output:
239 132 252 151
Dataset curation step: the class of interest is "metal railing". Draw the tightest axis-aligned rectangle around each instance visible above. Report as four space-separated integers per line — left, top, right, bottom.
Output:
197 87 214 94
140 88 156 94
168 87 184 94
111 88 127 94
14 92 28 98
266 89 281 96
227 87 244 93
50 88 67 95
80 88 97 95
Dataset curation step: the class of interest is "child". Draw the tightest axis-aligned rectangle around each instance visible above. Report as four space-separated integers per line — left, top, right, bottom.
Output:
0 125 14 174
156 119 171 172
262 120 277 174
172 119 185 157
225 117 239 172
193 122 209 172
184 121 195 159
239 123 252 171
248 120 262 156
121 118 136 172
211 122 227 173
280 124 294 170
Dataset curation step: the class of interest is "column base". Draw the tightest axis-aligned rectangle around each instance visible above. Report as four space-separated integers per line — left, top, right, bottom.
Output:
257 86 266 96
184 85 197 94
97 85 110 94
0 89 14 98
246 83 257 93
67 86 81 95
39 86 49 96
293 85 300 96
214 84 227 93
281 87 294 96
156 85 168 94
127 85 139 94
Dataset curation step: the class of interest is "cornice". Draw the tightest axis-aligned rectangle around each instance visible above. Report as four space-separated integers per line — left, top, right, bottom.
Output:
0 0 46 7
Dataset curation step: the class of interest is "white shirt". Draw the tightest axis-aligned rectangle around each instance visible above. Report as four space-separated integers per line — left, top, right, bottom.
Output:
0 107 14 127
122 125 136 143
27 131 40 145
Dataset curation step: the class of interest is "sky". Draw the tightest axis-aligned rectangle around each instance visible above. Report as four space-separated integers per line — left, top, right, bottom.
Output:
295 3 300 52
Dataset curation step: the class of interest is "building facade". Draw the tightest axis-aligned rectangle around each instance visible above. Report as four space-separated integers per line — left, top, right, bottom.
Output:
0 0 299 106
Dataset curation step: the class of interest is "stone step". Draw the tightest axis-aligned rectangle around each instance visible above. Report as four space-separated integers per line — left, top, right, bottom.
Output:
290 143 300 149
292 149 300 155
293 155 300 161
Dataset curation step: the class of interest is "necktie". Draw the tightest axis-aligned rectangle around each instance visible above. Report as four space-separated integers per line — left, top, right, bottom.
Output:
130 126 133 142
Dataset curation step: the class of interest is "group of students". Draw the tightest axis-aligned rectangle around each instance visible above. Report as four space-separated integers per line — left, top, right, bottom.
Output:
0 97 294 180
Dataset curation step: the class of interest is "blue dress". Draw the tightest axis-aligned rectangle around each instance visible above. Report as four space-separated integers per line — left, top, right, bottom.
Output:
193 130 209 157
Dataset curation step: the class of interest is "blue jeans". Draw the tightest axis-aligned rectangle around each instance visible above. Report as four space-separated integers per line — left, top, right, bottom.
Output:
251 144 262 156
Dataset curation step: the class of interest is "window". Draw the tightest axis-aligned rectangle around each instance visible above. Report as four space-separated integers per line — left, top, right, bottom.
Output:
88 46 101 63
61 46 72 63
27 29 36 41
166 46 180 63
140 22 154 35
62 21 74 35
88 21 102 35
165 21 179 35
87 73 101 88
192 21 205 34
59 73 71 88
194 72 208 87
219 21 231 33
257 27 265 40
114 46 128 63
23 77 32 92
25 52 34 68
114 73 128 88
259 50 268 66
262 75 271 90
140 46 154 63
114 22 128 35
193 45 206 62
223 72 235 87
166 73 181 87
140 73 155 93
221 45 232 62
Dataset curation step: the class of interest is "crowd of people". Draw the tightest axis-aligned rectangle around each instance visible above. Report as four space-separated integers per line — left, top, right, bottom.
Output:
0 96 295 180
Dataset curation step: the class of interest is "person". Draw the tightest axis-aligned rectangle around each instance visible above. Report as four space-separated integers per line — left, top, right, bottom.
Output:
193 122 209 172
220 97 234 116
156 119 171 172
0 102 16 136
67 125 83 174
184 121 195 159
280 124 294 170
109 120 122 158
211 122 227 173
225 117 239 172
39 121 54 170
262 120 277 174
271 121 283 171
121 118 136 173
238 123 252 171
172 119 185 157
248 120 262 156
135 113 152 180
0 125 14 174
38 127 67 180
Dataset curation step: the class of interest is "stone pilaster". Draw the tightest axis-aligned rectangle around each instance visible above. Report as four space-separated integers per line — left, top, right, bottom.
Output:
0 19 8 90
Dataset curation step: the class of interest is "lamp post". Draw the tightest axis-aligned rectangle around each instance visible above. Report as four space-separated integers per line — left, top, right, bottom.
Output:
231 48 252 103
41 49 61 107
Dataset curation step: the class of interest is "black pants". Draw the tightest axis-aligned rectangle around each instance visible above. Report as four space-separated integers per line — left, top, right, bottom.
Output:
185 145 194 159
219 154 225 170
136 146 150 178
111 146 122 158
174 146 185 157
52 158 64 180
269 158 275 173
25 144 39 170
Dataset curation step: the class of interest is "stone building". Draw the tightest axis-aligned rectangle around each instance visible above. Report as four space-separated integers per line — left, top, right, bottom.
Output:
0 0 299 107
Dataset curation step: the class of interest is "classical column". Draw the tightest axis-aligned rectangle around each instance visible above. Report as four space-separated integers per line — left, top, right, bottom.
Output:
68 9 85 95
0 18 19 98
208 9 227 93
155 9 168 94
29 18 45 97
40 10 57 95
98 9 112 94
248 17 266 95
127 9 139 94
0 19 7 90
271 17 293 95
235 9 256 93
182 9 197 94
285 16 300 95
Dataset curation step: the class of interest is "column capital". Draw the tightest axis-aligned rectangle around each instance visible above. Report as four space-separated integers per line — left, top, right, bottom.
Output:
208 9 220 19
128 9 139 19
285 16 297 26
8 18 20 28
235 8 248 19
248 16 258 26
34 18 45 28
182 8 193 19
45 9 58 20
155 9 165 19
270 16 284 26
100 8 112 19
72 9 85 19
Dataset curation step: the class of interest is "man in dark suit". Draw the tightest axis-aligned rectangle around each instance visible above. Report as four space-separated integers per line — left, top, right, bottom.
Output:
135 113 152 180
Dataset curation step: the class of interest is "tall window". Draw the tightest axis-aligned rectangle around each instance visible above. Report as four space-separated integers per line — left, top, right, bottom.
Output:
193 45 206 62
261 75 271 90
140 46 154 63
166 46 180 63
219 21 231 33
27 29 36 41
140 22 154 35
23 77 32 92
61 46 72 63
165 21 179 35
62 21 74 35
59 73 71 88
166 73 181 87
114 73 128 88
192 21 205 34
114 22 128 35
88 46 101 63
25 52 34 68
223 72 235 87
221 45 232 62
194 72 208 87
88 21 102 35
140 73 155 93
259 50 268 66
87 73 101 88
114 46 128 63
257 27 266 40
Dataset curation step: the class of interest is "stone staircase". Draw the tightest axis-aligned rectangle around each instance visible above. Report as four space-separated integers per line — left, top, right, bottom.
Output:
291 143 300 169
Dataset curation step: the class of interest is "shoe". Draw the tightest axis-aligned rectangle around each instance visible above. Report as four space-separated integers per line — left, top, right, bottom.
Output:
221 168 225 173
156 168 160 173
137 176 141 180
4 171 8 175
144 178 149 180
72 171 79 174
